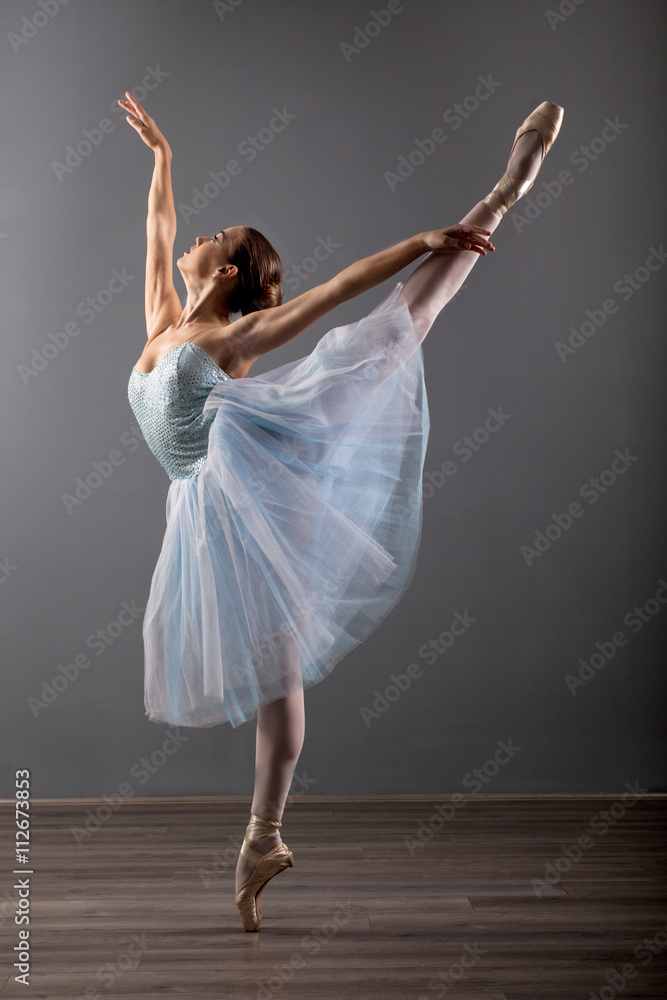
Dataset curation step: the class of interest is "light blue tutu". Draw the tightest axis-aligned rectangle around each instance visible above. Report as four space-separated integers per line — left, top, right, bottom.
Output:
127 281 429 728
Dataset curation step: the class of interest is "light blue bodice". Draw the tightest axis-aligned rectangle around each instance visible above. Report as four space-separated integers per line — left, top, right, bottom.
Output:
127 341 232 480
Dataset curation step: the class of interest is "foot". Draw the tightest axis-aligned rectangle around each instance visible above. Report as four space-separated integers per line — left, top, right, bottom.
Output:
483 129 547 220
235 832 282 895
506 129 544 184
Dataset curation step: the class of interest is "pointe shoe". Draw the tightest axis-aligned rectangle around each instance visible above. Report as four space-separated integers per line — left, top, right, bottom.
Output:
483 100 564 218
234 814 294 932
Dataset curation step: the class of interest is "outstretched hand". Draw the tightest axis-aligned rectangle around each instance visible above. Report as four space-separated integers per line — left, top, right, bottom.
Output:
424 225 495 256
118 92 170 153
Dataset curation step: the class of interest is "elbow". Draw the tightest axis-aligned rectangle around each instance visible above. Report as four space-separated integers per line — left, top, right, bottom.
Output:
147 216 177 240
329 272 357 307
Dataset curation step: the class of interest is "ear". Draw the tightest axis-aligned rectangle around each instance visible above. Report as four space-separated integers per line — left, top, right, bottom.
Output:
216 263 238 279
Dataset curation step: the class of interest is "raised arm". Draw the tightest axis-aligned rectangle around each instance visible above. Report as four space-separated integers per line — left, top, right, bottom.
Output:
119 92 181 341
241 224 493 362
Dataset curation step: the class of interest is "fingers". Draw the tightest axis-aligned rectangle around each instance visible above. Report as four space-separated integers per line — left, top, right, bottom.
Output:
460 226 494 250
118 101 142 126
457 238 493 253
119 91 149 125
122 91 147 115
455 238 488 255
459 226 495 252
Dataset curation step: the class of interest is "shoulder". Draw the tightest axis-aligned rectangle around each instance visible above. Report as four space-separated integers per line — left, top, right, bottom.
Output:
191 314 260 376
146 313 182 344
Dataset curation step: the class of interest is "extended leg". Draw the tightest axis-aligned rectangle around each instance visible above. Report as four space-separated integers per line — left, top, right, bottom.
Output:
401 129 546 342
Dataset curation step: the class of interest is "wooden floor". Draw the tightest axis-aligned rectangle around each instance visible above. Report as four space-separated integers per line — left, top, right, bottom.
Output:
1 794 666 998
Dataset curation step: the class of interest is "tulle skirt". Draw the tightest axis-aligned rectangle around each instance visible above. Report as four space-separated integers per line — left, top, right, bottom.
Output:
142 281 430 727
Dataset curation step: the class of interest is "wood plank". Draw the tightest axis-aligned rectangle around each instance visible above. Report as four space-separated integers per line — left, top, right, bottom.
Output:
0 796 664 997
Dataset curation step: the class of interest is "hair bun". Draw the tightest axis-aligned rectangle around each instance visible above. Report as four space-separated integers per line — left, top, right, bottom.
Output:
259 281 283 310
227 227 283 315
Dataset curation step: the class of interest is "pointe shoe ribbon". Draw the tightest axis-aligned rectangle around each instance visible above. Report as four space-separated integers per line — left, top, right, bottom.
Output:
483 100 564 218
235 813 294 932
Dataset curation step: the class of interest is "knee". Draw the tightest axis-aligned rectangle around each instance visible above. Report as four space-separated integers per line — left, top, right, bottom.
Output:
396 283 433 330
399 293 433 342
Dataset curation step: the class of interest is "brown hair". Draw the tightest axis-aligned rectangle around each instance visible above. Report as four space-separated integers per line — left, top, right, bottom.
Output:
225 226 283 316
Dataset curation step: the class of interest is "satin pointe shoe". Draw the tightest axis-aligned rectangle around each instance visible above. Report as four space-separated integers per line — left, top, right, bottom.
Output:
483 100 565 218
234 814 294 932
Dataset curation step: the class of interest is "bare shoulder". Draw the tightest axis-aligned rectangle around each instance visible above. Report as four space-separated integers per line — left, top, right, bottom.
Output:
146 314 182 345
136 313 258 378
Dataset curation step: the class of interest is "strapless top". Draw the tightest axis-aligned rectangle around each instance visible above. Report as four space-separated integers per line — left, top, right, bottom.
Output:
127 341 232 480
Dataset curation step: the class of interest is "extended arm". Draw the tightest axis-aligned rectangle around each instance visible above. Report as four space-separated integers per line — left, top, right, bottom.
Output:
242 225 492 361
143 147 181 338
119 92 181 340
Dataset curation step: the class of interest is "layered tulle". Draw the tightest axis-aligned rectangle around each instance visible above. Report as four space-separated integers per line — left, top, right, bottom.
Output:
142 281 430 727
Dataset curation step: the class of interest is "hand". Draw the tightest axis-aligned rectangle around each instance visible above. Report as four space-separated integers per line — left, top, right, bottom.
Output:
118 92 170 153
423 225 495 256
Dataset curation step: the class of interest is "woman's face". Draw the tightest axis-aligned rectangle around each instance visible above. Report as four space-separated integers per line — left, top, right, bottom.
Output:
177 226 243 277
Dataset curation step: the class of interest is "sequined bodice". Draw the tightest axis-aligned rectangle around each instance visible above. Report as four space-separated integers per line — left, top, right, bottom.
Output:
127 341 232 480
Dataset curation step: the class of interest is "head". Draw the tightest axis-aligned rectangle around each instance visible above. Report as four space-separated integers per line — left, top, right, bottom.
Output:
177 225 283 318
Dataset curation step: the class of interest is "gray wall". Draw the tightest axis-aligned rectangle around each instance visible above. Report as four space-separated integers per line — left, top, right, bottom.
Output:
1 0 665 798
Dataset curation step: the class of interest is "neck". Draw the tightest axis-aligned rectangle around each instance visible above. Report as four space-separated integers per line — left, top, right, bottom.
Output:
176 280 230 329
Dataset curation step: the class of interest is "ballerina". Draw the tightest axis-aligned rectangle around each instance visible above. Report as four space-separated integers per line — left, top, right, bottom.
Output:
121 91 563 930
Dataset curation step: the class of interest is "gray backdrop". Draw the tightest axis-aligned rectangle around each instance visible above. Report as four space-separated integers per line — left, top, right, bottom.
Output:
1 0 665 798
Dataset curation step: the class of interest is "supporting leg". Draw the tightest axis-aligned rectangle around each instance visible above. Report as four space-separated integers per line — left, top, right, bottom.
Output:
235 637 305 894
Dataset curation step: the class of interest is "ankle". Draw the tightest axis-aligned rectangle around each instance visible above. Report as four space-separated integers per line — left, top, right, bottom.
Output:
249 831 281 846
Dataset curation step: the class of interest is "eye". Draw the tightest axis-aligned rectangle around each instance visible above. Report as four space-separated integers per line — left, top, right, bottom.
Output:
212 234 218 244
